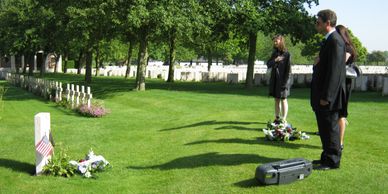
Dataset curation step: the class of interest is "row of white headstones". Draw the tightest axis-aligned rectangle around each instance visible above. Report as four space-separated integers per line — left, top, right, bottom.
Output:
5 73 92 108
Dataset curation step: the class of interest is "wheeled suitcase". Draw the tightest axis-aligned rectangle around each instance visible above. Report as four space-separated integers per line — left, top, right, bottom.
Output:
255 158 312 185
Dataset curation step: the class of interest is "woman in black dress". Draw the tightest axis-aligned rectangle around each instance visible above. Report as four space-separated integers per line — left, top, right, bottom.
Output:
336 25 357 150
267 35 291 124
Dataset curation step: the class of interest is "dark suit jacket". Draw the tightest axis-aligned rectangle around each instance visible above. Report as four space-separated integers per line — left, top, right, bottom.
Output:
311 31 346 111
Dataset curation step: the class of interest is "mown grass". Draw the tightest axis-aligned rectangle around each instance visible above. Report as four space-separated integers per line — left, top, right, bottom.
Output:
0 74 387 193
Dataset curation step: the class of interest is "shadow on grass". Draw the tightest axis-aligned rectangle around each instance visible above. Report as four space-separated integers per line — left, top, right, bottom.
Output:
160 120 266 131
1 83 46 102
214 125 261 131
128 152 284 170
4 74 388 103
0 158 35 175
185 137 320 150
233 178 269 188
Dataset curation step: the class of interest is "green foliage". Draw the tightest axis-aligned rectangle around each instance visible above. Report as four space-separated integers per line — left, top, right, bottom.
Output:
43 145 77 178
301 33 324 61
347 29 368 64
367 51 387 65
301 29 368 64
57 99 72 109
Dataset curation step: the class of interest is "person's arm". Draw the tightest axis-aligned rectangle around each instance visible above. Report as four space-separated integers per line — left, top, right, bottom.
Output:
281 52 291 89
321 38 344 104
345 52 351 63
267 51 277 68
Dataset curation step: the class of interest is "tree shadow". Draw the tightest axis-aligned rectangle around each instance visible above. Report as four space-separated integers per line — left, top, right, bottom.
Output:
160 120 266 131
127 152 284 170
0 158 35 175
1 84 46 102
214 125 264 132
185 137 320 150
6 74 388 103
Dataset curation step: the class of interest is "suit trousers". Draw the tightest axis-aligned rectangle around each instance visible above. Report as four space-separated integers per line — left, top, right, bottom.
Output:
315 110 342 168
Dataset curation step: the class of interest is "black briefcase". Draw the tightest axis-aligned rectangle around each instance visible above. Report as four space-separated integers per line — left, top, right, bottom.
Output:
255 158 312 185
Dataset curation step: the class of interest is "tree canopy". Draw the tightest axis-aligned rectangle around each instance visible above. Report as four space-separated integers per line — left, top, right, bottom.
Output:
0 0 376 89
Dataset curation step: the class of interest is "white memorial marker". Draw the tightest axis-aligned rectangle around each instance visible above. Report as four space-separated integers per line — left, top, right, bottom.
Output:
34 113 53 175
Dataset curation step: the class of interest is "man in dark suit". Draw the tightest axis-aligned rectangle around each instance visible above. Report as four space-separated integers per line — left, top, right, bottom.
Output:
311 9 346 170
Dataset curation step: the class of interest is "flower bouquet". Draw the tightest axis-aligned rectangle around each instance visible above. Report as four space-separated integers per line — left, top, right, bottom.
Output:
69 149 110 178
262 121 310 141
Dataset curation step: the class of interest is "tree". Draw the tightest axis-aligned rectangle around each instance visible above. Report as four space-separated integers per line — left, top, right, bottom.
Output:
0 0 46 75
367 51 386 65
192 0 233 72
119 0 183 90
66 1 116 84
348 29 367 64
233 0 318 88
302 28 368 64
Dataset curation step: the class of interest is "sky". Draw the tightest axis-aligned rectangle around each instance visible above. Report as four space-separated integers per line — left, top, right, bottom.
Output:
304 0 388 52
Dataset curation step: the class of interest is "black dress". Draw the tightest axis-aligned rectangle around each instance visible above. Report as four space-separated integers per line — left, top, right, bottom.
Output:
339 45 355 118
267 49 291 99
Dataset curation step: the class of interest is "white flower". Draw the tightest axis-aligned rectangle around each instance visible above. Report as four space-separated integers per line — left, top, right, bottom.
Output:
84 171 92 178
69 160 78 166
79 165 87 174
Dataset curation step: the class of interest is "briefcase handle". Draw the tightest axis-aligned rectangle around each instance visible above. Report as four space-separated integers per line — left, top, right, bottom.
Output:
273 160 305 169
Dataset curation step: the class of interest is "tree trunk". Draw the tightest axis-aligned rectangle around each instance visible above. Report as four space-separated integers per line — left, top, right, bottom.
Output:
207 47 212 72
28 54 34 76
167 29 176 82
63 52 68 73
245 32 257 88
85 48 93 84
125 39 134 79
95 44 100 77
135 27 148 91
22 55 27 74
54 54 60 74
76 50 84 75
15 55 20 74
38 52 45 77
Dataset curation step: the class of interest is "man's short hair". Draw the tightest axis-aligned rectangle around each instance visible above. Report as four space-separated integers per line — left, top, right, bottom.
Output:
317 9 337 27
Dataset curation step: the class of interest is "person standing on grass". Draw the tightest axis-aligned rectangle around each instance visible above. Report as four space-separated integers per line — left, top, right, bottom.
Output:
266 35 291 124
335 24 358 150
311 9 346 170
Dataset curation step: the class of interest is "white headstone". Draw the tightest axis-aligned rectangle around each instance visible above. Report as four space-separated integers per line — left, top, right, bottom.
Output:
56 55 62 73
21 55 25 70
34 112 52 175
382 77 388 96
227 73 238 84
34 55 37 73
10 55 16 73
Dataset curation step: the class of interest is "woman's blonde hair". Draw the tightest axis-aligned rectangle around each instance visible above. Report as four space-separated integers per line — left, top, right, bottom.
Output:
273 35 287 52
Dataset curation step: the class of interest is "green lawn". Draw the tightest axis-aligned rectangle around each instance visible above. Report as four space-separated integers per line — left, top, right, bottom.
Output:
0 74 387 193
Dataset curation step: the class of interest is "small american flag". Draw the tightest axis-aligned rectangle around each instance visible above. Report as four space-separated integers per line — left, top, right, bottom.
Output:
36 135 53 157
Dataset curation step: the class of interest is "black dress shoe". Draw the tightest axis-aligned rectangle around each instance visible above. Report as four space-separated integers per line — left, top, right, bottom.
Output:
312 160 321 165
313 164 339 170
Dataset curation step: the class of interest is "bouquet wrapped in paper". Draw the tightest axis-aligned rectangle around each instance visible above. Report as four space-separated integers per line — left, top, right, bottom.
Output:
262 121 310 141
69 149 110 178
